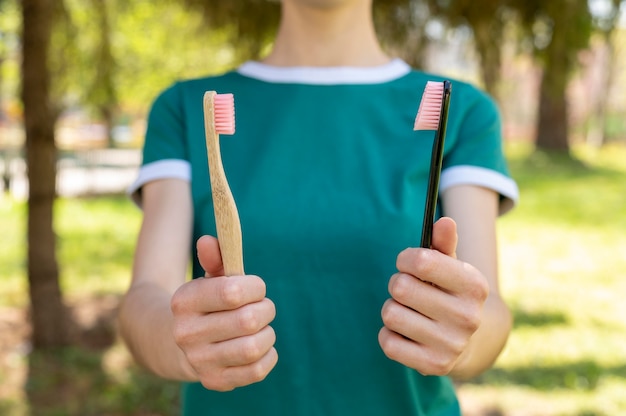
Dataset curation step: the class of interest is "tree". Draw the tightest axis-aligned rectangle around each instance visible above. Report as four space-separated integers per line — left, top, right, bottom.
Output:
423 0 508 97
182 0 280 61
21 0 71 348
515 0 593 153
48 0 116 143
513 0 624 152
112 1 238 114
372 0 430 69
180 0 433 66
87 0 117 147
423 0 622 154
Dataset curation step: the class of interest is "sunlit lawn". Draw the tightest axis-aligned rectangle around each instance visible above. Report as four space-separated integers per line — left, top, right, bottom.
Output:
0 143 625 415
0 196 142 307
457 143 626 415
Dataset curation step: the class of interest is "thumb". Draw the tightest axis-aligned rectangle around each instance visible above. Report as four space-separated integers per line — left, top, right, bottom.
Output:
431 217 458 258
196 235 224 277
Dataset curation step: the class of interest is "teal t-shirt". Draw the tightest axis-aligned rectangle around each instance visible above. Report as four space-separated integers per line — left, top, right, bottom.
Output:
130 59 518 416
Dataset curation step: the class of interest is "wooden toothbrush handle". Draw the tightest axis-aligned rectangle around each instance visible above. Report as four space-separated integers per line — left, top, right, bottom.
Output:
203 92 244 276
210 171 245 276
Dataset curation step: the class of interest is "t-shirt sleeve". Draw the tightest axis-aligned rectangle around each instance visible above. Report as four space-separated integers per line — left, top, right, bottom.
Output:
127 83 192 207
440 86 518 215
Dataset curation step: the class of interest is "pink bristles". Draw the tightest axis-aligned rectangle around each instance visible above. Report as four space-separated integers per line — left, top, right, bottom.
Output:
414 81 444 131
214 93 235 135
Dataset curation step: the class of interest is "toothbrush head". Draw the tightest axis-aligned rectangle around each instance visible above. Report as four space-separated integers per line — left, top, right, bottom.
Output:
413 81 445 131
214 93 235 135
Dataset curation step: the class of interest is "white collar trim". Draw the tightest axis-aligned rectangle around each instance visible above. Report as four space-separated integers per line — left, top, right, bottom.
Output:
237 58 411 85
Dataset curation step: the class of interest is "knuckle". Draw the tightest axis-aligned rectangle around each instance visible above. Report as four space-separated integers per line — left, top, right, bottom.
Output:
423 353 454 376
220 279 245 307
465 311 482 332
414 249 436 274
170 289 187 314
171 326 186 345
184 348 207 367
265 298 277 320
248 361 270 384
478 279 490 300
465 266 490 301
380 302 402 329
470 281 489 302
265 326 277 345
379 333 401 362
447 335 469 357
237 307 261 333
388 274 411 301
456 303 482 332
239 338 264 362
171 321 193 346
255 276 268 294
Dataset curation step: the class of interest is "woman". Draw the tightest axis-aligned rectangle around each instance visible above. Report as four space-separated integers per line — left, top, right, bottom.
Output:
119 0 518 414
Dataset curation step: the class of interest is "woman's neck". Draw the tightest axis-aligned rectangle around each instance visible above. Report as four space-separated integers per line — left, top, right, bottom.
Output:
262 1 389 67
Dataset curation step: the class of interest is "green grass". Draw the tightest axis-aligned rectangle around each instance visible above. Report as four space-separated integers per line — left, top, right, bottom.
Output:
0 196 180 415
0 198 27 306
1 143 625 415
456 143 626 415
55 197 142 299
23 345 181 416
0 196 142 307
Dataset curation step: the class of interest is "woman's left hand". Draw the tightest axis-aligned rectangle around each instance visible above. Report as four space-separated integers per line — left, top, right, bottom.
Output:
378 217 490 375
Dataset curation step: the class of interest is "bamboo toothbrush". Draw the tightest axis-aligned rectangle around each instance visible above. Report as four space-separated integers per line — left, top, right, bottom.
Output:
203 91 244 276
413 80 452 249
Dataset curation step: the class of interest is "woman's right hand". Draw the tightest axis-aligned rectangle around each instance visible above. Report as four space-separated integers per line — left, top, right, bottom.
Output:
171 235 278 391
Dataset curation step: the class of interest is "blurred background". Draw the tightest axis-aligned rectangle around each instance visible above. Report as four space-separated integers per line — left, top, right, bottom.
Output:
1 0 625 415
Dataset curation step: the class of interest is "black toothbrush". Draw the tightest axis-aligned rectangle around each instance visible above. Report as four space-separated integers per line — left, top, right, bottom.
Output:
413 80 452 248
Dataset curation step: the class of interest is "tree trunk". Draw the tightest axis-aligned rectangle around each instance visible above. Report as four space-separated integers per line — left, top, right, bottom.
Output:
472 18 502 99
101 105 115 148
92 0 117 148
21 0 71 348
535 66 570 152
534 12 571 154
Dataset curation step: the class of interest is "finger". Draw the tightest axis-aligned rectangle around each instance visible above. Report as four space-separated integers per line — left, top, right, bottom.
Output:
183 298 276 344
387 273 453 320
197 235 224 277
171 275 267 315
202 347 279 392
381 298 436 339
386 272 484 339
396 248 479 294
378 327 456 376
431 217 457 258
212 325 276 367
381 297 469 350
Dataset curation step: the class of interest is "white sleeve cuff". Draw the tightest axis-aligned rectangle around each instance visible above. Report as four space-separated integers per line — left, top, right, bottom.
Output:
440 165 519 215
127 159 191 208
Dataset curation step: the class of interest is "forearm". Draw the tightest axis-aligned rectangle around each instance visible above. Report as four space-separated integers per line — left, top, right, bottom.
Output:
118 281 198 381
449 292 512 380
441 185 511 379
119 179 195 380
